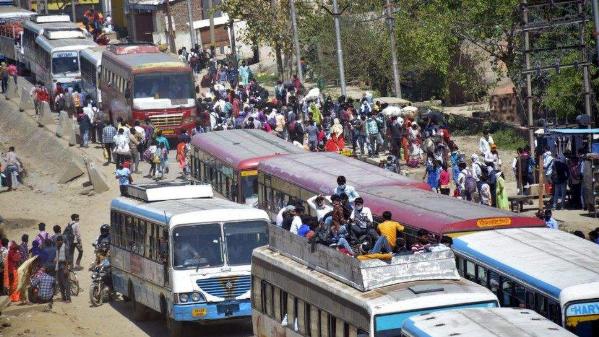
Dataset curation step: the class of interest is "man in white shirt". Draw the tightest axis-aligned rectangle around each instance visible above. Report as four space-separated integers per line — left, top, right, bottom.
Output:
307 195 333 222
350 197 373 229
276 205 294 227
479 130 494 156
289 205 305 235
334 175 359 205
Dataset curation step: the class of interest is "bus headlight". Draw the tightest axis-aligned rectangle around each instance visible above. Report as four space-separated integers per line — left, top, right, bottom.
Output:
191 292 205 303
179 293 189 303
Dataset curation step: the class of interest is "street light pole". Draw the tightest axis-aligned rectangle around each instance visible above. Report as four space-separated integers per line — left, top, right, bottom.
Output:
332 0 346 97
289 0 304 83
186 0 197 48
385 0 402 98
592 0 599 65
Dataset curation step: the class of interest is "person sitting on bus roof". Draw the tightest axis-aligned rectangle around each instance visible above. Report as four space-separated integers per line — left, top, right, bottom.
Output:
307 195 333 222
369 211 405 254
289 205 305 235
411 230 431 253
334 176 359 205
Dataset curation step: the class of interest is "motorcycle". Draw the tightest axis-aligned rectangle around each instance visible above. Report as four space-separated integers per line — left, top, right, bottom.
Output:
89 262 113 306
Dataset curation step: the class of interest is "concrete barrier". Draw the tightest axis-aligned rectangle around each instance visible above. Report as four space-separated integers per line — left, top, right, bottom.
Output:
84 158 110 193
19 87 34 111
5 78 18 100
37 101 54 126
56 110 70 138
0 97 84 184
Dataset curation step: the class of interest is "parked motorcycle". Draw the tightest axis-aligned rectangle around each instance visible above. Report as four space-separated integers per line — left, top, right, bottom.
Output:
89 261 113 306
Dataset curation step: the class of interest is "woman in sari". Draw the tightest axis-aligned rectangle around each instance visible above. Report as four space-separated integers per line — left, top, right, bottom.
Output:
5 241 20 302
496 172 510 210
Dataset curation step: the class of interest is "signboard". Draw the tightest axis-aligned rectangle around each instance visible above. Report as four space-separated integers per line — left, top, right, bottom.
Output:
566 301 599 317
53 51 78 58
240 170 257 177
476 217 512 228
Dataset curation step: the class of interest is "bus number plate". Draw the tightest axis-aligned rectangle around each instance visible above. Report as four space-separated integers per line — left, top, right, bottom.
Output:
192 308 207 317
161 129 175 135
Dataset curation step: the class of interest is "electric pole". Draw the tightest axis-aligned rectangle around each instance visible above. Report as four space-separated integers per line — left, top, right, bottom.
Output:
186 0 197 48
208 0 216 47
289 0 303 83
332 0 346 96
229 18 237 62
522 0 535 155
385 0 402 98
71 0 76 21
165 0 176 53
593 0 599 65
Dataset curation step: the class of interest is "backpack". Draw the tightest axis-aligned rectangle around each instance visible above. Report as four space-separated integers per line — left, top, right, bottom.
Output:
477 163 489 182
143 148 153 162
464 172 477 194
63 222 75 245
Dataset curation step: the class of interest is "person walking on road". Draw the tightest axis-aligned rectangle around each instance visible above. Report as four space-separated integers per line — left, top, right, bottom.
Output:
115 163 132 195
64 214 83 270
102 122 117 165
54 235 71 303
77 110 92 147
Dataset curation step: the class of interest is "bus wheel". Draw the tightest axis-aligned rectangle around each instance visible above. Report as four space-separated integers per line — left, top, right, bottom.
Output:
166 317 183 337
129 283 147 321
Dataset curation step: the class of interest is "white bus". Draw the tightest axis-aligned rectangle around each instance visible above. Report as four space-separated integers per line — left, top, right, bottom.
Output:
32 34 97 95
452 228 599 337
80 46 104 107
402 308 577 337
252 226 499 337
109 184 270 337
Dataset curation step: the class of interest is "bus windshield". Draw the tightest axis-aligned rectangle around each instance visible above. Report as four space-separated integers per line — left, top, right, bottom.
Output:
133 72 194 100
374 301 498 337
52 52 79 74
224 221 268 266
565 301 599 337
241 175 259 206
172 223 223 269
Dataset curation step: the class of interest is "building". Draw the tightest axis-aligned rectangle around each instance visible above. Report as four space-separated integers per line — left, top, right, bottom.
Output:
489 80 522 124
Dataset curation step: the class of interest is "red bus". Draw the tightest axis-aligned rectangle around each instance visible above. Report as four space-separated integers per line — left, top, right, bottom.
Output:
0 6 35 68
100 43 197 138
190 129 306 205
359 185 545 239
257 152 430 219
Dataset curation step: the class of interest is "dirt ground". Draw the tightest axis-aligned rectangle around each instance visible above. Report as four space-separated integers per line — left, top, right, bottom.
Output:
0 78 252 337
0 76 597 337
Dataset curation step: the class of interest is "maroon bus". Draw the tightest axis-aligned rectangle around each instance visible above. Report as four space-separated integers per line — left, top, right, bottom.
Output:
190 129 306 205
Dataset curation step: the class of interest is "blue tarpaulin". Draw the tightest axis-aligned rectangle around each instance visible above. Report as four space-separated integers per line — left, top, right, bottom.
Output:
546 128 599 135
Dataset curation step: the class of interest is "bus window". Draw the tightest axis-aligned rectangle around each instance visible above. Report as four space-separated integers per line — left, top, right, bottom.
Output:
535 293 548 317
476 265 487 286
514 283 526 306
274 287 282 321
321 311 330 337
465 260 476 281
309 305 320 337
147 223 155 259
525 290 535 310
489 271 500 296
297 299 306 334
261 280 273 317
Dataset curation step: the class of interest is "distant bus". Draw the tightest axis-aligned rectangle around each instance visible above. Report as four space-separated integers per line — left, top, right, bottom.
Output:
110 184 269 337
452 228 599 337
357 185 545 239
0 6 34 66
402 308 577 337
80 46 104 107
256 152 429 219
100 43 197 138
190 129 306 205
252 226 499 337
32 34 97 96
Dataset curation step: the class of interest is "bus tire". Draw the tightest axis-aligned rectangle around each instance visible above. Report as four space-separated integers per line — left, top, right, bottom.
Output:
167 317 183 337
129 282 147 321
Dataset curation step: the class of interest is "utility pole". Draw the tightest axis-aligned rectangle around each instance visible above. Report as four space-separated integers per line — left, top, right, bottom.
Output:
43 0 48 14
522 0 535 155
592 0 599 65
165 0 176 53
208 0 216 47
289 0 303 83
71 0 76 22
579 0 592 120
385 0 402 98
186 0 197 49
229 18 237 62
332 0 346 96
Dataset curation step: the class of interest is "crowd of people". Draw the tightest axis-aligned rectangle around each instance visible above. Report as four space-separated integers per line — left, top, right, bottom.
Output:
0 215 83 308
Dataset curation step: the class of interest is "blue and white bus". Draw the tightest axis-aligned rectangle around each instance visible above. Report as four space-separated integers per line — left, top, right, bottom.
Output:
109 184 270 337
452 228 599 337
402 308 577 337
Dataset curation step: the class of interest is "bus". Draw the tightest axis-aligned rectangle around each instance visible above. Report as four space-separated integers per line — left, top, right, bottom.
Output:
32 33 97 95
451 228 599 337
357 185 545 239
257 152 429 219
190 129 306 205
100 43 197 139
402 308 577 337
22 15 90 74
252 225 499 337
0 6 34 66
110 183 270 337
80 46 104 107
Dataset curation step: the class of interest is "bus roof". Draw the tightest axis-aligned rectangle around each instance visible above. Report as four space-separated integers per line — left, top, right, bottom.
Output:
102 49 190 72
24 19 84 34
191 129 305 171
253 246 497 325
257 152 428 195
452 228 599 303
0 6 34 20
110 196 269 227
36 35 97 53
402 308 576 337
359 186 544 235
80 46 105 66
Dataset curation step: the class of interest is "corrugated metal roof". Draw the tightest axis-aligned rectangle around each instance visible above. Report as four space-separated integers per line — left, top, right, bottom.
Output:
191 129 305 170
453 228 599 298
258 152 427 194
403 308 576 337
